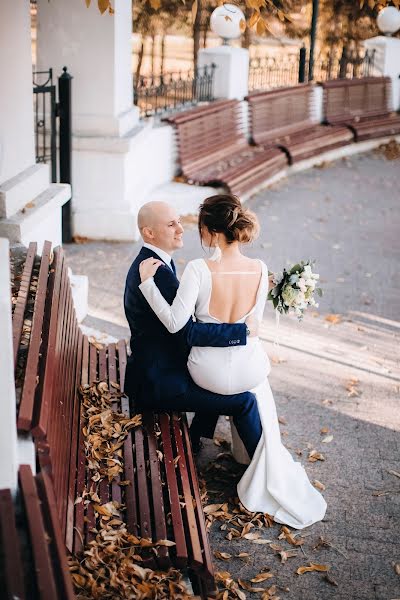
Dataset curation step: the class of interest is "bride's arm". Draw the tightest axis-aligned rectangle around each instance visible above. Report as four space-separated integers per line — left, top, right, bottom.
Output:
139 261 201 333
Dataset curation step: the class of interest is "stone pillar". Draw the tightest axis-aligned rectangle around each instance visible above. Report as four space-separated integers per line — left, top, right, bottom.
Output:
36 0 142 240
37 0 138 137
0 0 70 247
0 239 18 492
363 36 400 110
197 46 249 101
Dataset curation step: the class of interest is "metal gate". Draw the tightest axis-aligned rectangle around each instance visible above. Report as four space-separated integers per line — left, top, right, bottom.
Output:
32 67 72 242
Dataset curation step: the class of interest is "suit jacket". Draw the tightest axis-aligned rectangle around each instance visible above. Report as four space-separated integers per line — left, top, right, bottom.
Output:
124 246 247 407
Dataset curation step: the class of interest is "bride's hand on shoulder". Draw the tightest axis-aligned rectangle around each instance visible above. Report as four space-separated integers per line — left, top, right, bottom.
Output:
139 258 164 282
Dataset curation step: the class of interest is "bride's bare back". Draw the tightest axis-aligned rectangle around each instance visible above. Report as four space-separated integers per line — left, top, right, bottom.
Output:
206 256 262 323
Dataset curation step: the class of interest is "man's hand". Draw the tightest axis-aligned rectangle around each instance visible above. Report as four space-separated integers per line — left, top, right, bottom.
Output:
245 313 260 337
139 257 163 282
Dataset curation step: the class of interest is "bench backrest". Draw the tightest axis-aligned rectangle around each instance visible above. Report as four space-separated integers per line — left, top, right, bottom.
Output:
246 84 314 144
321 76 392 123
163 99 245 168
12 242 82 541
0 466 76 599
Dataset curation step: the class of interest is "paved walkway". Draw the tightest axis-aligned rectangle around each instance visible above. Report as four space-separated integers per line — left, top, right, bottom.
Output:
65 150 400 600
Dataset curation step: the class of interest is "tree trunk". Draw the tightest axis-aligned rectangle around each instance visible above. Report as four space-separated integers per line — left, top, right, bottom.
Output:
193 0 202 70
242 7 251 49
160 34 166 76
135 36 145 84
151 33 156 77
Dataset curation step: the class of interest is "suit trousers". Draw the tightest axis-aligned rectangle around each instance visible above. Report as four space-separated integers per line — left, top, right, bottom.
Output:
135 379 262 459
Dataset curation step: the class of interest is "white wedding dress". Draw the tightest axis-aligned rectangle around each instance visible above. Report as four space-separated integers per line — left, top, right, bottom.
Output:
139 258 327 529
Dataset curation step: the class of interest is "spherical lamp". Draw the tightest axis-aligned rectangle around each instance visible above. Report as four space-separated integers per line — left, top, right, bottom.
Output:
210 4 246 44
377 6 400 35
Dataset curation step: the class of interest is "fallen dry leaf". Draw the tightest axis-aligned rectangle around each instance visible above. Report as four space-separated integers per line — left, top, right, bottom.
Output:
214 551 232 561
320 427 329 434
308 450 325 462
313 480 326 491
251 572 274 583
296 562 329 575
325 314 342 324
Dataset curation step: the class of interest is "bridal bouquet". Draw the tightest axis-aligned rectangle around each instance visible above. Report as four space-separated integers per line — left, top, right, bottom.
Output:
268 260 322 320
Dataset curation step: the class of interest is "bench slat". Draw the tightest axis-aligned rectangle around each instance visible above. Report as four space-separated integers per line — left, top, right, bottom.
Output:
117 341 138 536
181 414 215 583
32 247 63 437
172 415 203 570
107 343 122 506
36 470 76 600
18 241 52 431
73 335 89 554
66 328 83 552
85 342 98 543
19 465 59 600
12 242 37 370
144 412 170 568
159 413 188 568
0 488 26 600
98 346 110 506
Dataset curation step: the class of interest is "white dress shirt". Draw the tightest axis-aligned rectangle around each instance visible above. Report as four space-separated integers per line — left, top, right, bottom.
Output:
143 243 173 269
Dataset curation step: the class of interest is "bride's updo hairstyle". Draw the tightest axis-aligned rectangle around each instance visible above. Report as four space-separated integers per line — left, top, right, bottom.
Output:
198 194 259 245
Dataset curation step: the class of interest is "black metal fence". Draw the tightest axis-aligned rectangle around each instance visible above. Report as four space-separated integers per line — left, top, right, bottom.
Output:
32 67 73 242
248 47 377 92
134 64 216 118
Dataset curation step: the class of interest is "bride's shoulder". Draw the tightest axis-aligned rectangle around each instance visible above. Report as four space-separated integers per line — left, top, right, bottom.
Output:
246 257 268 272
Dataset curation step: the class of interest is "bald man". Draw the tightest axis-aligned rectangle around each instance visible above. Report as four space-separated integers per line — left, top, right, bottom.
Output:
123 202 261 457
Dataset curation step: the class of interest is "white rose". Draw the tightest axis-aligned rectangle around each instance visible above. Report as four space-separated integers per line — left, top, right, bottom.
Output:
305 278 316 289
303 265 312 278
298 277 307 292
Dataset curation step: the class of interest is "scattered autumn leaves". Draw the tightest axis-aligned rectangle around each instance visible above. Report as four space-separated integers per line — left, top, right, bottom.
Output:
70 381 192 599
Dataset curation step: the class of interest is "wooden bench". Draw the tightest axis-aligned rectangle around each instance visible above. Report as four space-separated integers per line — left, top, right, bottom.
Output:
0 465 75 600
321 76 400 141
163 99 288 197
246 84 354 164
9 241 216 598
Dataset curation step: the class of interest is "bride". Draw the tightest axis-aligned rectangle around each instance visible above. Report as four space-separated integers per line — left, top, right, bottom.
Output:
139 193 327 529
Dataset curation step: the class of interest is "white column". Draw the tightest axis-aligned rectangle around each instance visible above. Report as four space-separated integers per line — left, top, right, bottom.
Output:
363 36 400 110
198 46 249 100
0 0 35 185
36 0 143 240
37 0 138 137
0 0 70 246
0 239 18 492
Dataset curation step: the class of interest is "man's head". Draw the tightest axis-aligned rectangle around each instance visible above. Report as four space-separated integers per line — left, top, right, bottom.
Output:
137 201 184 255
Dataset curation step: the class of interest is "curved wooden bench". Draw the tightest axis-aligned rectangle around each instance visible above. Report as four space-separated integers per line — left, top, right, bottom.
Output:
8 241 216 598
246 84 354 164
321 76 400 141
163 99 288 197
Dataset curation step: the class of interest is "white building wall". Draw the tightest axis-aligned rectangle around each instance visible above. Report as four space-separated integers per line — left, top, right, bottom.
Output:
0 0 36 184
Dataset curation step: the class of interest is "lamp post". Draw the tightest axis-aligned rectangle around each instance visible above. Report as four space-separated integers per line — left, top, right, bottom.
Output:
210 3 245 44
308 0 319 81
376 6 400 35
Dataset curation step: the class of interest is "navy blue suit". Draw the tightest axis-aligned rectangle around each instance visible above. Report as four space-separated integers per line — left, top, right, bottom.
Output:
124 246 262 456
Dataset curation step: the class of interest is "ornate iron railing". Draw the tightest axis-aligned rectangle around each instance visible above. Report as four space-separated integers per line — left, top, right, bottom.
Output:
248 48 377 93
134 64 216 118
312 48 376 82
32 69 57 181
248 54 301 92
32 67 73 242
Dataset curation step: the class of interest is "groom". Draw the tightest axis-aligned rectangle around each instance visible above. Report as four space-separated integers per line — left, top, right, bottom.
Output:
124 201 262 457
